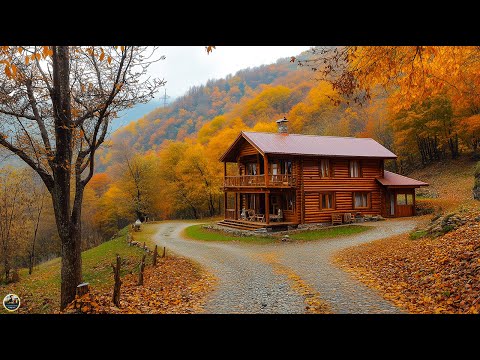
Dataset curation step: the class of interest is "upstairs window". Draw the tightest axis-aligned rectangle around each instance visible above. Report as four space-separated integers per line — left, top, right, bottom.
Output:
246 163 257 175
349 160 361 177
284 160 292 175
319 159 330 178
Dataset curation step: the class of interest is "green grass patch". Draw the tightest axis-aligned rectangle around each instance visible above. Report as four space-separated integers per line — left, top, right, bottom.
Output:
184 224 276 244
184 224 370 243
0 226 152 314
409 229 428 240
288 225 370 241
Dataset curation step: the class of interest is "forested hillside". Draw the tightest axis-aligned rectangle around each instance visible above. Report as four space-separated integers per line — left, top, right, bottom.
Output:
4 47 480 279
88 47 480 236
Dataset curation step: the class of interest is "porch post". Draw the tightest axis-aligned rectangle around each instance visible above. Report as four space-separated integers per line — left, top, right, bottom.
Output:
264 154 269 186
234 192 238 220
412 189 416 216
265 191 270 224
224 161 227 177
224 191 227 219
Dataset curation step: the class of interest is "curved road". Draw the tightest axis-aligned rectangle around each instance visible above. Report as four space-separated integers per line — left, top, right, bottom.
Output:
153 219 417 314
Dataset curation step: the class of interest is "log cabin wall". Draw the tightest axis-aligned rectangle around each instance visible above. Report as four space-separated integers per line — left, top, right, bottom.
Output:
237 139 258 158
302 158 384 223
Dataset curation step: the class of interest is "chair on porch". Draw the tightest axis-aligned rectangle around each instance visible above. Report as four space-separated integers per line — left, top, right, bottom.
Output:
255 214 265 222
331 213 343 225
247 209 256 221
343 213 353 224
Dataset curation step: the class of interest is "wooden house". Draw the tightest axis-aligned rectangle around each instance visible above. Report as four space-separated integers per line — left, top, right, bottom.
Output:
218 118 428 230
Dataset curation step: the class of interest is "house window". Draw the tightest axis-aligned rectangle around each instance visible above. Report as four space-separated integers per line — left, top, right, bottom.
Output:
319 192 335 210
397 193 413 205
286 192 295 211
349 160 361 177
271 163 278 175
246 163 257 175
319 159 330 178
354 192 370 208
284 160 292 175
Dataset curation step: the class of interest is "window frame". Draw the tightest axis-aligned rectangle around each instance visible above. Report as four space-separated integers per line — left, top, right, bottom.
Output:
285 192 295 211
319 159 331 178
319 192 335 211
353 192 370 209
349 160 362 178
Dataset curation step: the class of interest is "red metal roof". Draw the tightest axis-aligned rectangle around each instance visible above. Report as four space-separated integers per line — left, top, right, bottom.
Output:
241 132 397 159
376 170 429 187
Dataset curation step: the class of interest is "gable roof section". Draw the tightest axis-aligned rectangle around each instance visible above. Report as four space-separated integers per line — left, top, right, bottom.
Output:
220 131 397 161
376 170 429 187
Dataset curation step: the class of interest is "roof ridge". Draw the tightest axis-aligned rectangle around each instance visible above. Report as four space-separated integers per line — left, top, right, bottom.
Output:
242 131 374 141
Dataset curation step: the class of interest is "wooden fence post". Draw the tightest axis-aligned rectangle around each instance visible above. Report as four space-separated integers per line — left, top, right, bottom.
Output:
153 245 158 266
112 255 122 307
162 246 166 258
138 254 146 286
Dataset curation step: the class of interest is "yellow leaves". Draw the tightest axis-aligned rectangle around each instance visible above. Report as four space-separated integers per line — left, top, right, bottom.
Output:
99 48 105 62
120 46 125 52
25 56 29 65
107 55 112 65
205 46 215 54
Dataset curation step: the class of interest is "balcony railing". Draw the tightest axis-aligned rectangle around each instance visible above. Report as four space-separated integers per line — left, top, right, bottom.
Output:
224 174 295 187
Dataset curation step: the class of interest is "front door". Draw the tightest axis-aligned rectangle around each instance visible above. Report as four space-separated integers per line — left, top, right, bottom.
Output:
395 191 414 217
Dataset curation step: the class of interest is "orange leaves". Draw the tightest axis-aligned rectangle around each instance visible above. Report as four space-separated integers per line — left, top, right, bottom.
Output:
65 257 215 314
336 212 480 314
4 64 11 78
205 46 215 54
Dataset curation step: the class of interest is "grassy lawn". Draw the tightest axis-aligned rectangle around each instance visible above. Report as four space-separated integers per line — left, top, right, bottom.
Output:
184 224 276 244
184 224 371 244
0 226 151 314
288 225 370 240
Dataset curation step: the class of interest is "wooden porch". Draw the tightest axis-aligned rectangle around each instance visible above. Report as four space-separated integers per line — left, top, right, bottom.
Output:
217 218 298 231
223 174 296 188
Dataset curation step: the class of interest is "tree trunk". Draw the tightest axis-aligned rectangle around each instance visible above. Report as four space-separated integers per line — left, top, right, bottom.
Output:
51 46 83 310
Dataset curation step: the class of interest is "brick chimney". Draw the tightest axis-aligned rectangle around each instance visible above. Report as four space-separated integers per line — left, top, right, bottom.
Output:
276 117 288 134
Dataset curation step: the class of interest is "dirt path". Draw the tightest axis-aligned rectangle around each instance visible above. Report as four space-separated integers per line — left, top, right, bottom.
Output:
152 222 305 314
153 219 418 314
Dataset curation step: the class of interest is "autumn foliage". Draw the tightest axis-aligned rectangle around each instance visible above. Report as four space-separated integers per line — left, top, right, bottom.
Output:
335 214 480 314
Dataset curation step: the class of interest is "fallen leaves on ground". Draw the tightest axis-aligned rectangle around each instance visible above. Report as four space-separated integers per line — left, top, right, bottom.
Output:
63 257 216 314
335 213 480 314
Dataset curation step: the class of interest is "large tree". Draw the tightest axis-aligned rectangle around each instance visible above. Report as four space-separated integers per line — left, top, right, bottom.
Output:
0 46 163 308
295 46 480 112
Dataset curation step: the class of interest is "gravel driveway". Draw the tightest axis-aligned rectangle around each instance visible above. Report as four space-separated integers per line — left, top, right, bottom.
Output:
153 219 418 314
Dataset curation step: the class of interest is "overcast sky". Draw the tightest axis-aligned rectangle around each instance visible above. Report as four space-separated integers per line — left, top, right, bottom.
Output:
149 46 312 99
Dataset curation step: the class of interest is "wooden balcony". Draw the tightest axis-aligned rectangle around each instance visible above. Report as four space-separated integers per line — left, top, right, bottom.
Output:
224 174 296 188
